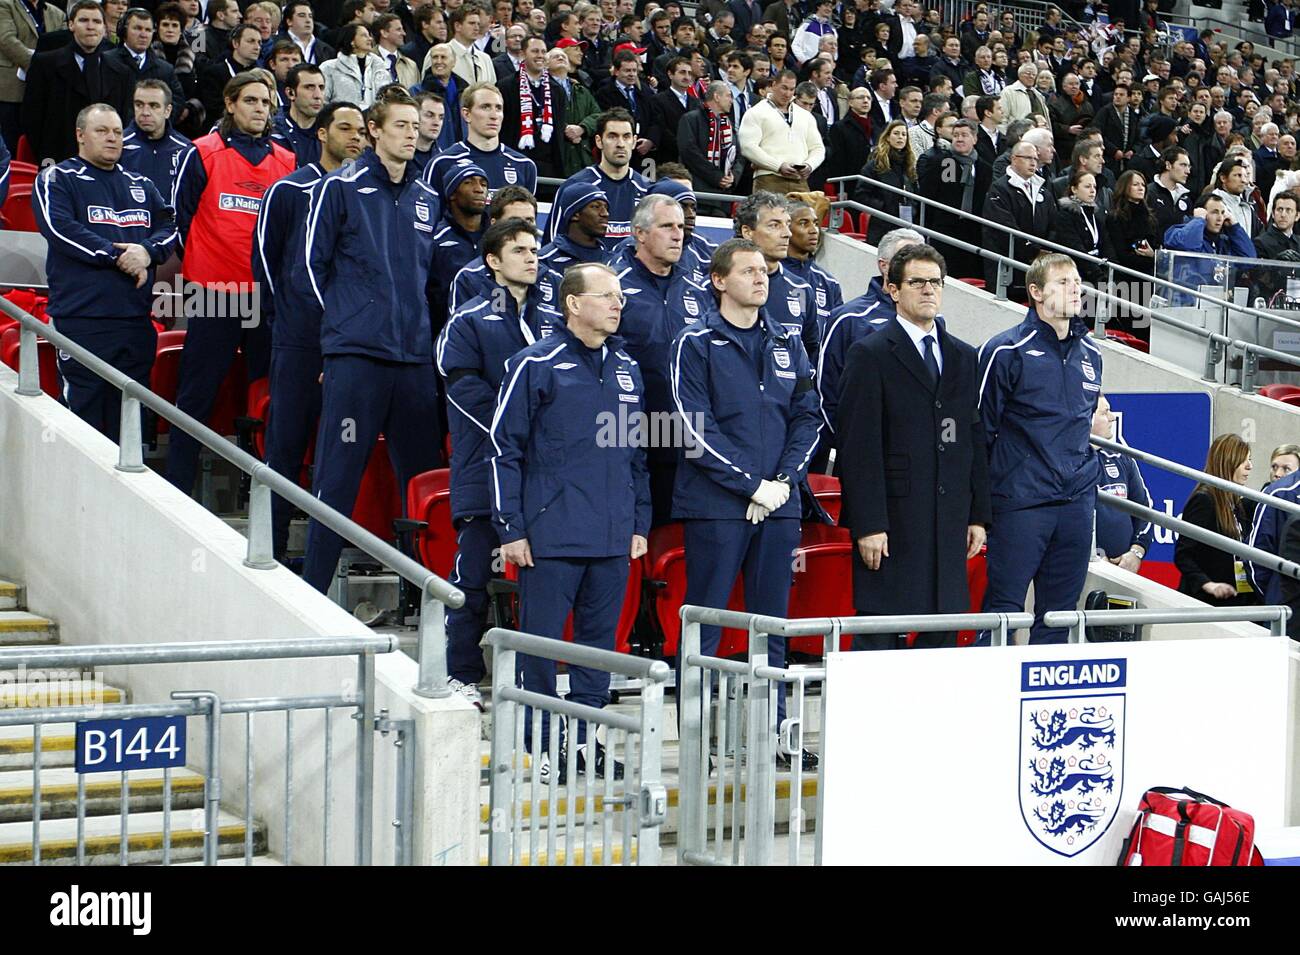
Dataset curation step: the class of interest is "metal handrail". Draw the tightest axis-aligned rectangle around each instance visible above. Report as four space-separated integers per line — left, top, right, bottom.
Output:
680 605 1036 641
0 296 464 701
487 627 672 682
1044 605 1291 638
1091 434 1300 518
828 172 1300 336
1100 490 1300 580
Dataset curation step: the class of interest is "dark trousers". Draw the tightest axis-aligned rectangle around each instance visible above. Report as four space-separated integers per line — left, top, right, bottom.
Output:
302 354 442 592
851 630 957 651
165 300 271 495
980 492 1096 645
648 453 677 528
446 515 496 685
680 517 800 723
53 316 156 442
0 101 20 153
264 345 323 559
519 554 630 750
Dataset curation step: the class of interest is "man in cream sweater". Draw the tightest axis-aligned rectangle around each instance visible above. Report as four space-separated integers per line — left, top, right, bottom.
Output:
737 69 825 195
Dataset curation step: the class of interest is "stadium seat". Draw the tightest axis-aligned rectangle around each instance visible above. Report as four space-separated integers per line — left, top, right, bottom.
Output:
958 277 986 290
1259 383 1300 404
0 325 61 399
808 472 842 522
403 469 456 580
787 522 854 654
149 330 248 437
1105 329 1149 353
644 522 747 659
14 135 34 165
349 435 402 542
0 288 49 335
8 161 38 191
2 183 38 232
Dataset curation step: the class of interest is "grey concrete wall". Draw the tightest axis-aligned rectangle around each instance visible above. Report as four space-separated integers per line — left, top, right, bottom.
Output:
0 364 481 865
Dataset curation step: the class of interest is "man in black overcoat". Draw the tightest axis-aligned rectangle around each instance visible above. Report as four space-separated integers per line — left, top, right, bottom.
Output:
835 243 992 650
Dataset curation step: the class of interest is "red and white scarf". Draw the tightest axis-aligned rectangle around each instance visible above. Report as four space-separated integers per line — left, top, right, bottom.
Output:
706 109 735 176
518 66 553 150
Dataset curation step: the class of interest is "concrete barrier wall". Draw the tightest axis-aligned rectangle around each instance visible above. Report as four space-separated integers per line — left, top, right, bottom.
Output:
0 364 480 865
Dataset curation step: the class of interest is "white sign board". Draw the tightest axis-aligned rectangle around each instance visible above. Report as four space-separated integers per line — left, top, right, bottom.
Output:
821 638 1292 865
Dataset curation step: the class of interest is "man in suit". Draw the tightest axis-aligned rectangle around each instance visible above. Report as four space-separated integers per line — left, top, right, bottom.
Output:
835 242 991 650
645 55 697 165
982 138 1057 297
918 120 990 279
866 67 897 144
1095 83 1140 175
491 22 526 78
496 35 566 179
197 24 262 125
828 85 873 181
974 94 1003 165
678 80 743 195
0 0 66 150
21 0 131 164
106 9 186 124
282 0 335 65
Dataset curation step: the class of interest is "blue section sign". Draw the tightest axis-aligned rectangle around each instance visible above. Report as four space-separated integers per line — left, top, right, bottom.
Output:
75 716 186 774
1106 392 1212 564
1021 659 1128 693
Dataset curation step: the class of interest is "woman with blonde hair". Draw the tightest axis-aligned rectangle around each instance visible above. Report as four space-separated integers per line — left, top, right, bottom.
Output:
853 119 916 244
1174 433 1262 606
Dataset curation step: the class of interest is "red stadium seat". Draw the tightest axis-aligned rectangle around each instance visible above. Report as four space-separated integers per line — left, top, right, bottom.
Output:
644 522 747 658
246 377 271 458
350 435 402 542
2 183 38 232
405 469 456 579
8 160 37 188
1105 329 1149 353
787 522 854 655
807 472 841 523
0 325 61 398
1281 393 1300 409
958 277 986 290
14 136 35 165
149 330 248 436
1259 383 1300 404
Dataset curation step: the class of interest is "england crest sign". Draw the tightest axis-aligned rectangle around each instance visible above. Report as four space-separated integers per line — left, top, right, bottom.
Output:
1018 659 1126 858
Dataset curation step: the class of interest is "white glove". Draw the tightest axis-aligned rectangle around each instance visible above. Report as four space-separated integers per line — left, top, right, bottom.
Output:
745 501 770 524
751 479 791 512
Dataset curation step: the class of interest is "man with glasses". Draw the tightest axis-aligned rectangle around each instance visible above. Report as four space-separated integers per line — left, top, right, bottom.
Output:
490 262 650 781
835 243 989 651
982 138 1056 299
669 237 822 768
977 252 1103 645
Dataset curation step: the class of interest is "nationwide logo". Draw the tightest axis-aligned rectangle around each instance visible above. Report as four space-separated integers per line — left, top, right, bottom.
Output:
86 206 151 227
1019 658 1125 858
218 193 262 214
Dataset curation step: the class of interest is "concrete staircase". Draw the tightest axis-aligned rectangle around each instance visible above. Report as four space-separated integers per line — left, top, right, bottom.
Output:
0 577 272 865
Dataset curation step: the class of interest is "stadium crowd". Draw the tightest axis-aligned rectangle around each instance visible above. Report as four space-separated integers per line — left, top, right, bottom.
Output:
17 0 1300 772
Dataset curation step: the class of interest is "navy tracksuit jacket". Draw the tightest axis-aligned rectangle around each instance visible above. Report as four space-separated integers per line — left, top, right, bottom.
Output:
1248 474 1300 604
301 149 444 591
119 121 191 206
436 283 561 683
977 309 1104 644
1094 447 1154 559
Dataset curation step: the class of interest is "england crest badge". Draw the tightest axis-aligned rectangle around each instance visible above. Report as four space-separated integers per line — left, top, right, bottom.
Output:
1018 659 1125 858
504 166 518 184
684 296 699 317
787 293 802 317
616 371 635 392
773 348 791 369
1081 359 1096 381
816 288 827 308
415 201 430 223
130 186 147 203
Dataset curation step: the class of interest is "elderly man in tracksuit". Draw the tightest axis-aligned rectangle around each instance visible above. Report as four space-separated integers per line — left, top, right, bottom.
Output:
251 101 366 561
539 177 612 273
609 192 714 525
33 103 177 441
814 228 922 471
301 93 445 593
978 252 1103 645
646 178 716 285
1092 394 1153 571
436 217 562 709
491 261 651 779
671 237 822 768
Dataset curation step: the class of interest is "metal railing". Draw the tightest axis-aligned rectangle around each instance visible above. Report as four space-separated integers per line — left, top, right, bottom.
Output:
0 296 465 701
486 628 670 866
827 174 1300 389
0 636 400 865
536 175 739 208
677 607 1035 867
1045 604 1291 640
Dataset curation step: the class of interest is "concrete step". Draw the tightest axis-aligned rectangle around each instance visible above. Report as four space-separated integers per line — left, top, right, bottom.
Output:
0 724 75 771
0 767 207 823
0 809 267 865
0 611 58 646
478 839 636 866
0 581 23 612
0 680 124 708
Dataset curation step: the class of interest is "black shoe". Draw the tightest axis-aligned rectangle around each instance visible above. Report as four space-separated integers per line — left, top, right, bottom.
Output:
775 748 819 772
576 740 625 780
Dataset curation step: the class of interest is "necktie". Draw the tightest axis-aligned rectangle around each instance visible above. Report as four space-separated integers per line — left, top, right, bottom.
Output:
471 51 480 81
737 91 746 120
135 52 145 70
922 334 940 385
388 53 397 80
625 85 636 113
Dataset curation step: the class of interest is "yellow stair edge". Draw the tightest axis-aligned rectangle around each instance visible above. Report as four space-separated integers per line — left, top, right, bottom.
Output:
479 777 818 824
0 775 206 806
0 582 20 599
479 843 635 866
481 752 530 769
0 685 124 707
0 824 250 864
0 735 75 756
0 612 54 633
